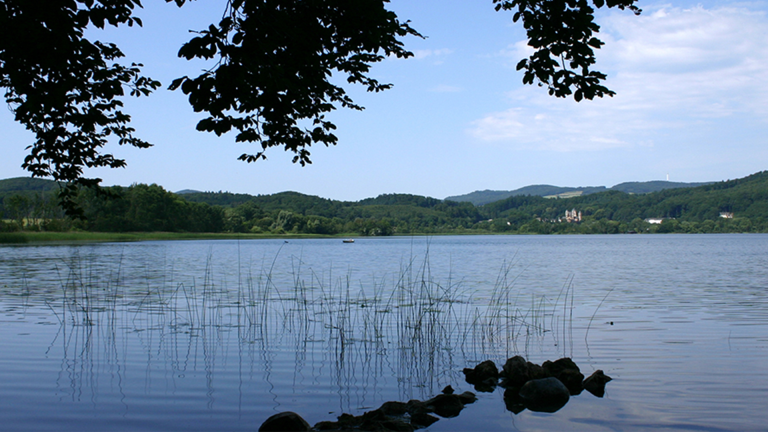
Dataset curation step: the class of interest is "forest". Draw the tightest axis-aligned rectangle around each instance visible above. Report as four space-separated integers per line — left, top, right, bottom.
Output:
2 171 767 236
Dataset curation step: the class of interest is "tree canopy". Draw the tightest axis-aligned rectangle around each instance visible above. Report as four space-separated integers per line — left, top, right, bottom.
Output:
494 0 640 100
4 171 768 236
1 0 639 215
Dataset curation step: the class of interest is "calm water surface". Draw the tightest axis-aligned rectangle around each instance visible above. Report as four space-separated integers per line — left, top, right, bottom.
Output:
0 234 766 431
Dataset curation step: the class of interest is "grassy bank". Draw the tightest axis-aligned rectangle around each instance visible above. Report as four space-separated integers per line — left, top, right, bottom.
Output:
0 229 506 244
0 231 364 244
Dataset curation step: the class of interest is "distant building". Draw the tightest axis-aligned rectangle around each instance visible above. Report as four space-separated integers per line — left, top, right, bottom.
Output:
564 209 582 223
719 212 734 219
645 218 664 224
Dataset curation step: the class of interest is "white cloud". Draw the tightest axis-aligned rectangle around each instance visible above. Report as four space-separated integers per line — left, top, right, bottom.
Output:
469 4 768 151
412 48 454 63
469 103 634 151
496 40 534 65
602 4 768 117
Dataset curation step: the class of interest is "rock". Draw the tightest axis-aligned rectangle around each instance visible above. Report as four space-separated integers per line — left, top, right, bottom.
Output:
474 378 498 393
424 394 465 418
314 403 415 431
583 370 612 397
462 360 499 389
327 413 360 430
558 369 585 395
500 356 528 384
500 356 546 388
475 359 499 378
379 401 408 416
406 399 427 416
529 363 547 380
542 357 580 375
542 358 584 395
359 409 388 430
502 387 526 414
313 420 339 430
380 419 415 431
259 412 311 432
357 410 415 432
518 377 570 413
410 411 439 427
457 391 477 405
306 389 473 431
408 391 474 423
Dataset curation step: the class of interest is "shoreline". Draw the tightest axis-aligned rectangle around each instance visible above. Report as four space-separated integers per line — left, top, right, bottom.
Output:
1 230 751 245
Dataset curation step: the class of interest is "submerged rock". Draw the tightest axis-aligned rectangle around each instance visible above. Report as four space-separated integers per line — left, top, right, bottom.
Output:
379 401 408 416
410 411 439 427
518 377 570 413
500 355 546 388
360 409 413 431
462 360 499 391
456 391 478 405
424 394 465 418
583 370 612 397
311 389 477 431
267 357 611 431
258 411 310 432
542 358 584 395
502 387 526 415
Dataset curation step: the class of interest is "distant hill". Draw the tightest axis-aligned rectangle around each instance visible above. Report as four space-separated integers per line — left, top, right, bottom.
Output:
179 190 347 217
0 177 59 194
179 190 266 207
0 177 60 206
0 177 722 208
2 172 766 235
445 185 607 206
610 181 713 194
481 171 768 224
0 177 62 218
446 180 711 206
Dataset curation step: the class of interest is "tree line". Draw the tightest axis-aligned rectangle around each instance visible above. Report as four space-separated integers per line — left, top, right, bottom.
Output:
2 171 767 235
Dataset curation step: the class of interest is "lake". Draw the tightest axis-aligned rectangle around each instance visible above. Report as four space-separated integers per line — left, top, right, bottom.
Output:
0 234 766 431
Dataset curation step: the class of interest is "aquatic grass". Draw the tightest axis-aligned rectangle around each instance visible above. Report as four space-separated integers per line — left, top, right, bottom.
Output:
549 274 576 358
585 286 614 343
29 245 581 408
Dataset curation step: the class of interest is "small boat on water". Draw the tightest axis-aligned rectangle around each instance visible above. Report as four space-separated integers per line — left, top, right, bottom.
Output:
342 239 355 243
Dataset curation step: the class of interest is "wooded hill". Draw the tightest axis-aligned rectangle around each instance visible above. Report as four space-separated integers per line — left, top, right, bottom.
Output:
1 172 765 235
445 180 713 206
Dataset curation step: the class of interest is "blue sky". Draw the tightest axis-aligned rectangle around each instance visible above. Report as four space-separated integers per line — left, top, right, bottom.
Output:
3 0 768 200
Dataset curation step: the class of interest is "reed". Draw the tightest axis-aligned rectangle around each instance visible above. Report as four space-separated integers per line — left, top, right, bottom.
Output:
28 246 575 406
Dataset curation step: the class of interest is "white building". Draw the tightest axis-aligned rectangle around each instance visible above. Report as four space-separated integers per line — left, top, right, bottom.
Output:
564 209 582 223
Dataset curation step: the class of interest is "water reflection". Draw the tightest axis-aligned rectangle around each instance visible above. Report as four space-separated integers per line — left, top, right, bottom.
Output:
2 235 768 431
1 245 563 430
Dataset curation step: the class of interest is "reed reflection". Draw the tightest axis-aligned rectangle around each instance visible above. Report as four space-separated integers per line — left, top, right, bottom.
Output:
14 249 562 417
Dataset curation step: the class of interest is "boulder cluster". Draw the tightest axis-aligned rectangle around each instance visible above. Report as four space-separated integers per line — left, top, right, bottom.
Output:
462 356 611 413
259 386 477 432
259 356 612 431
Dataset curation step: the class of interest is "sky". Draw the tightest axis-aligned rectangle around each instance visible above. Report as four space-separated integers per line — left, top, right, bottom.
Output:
2 0 768 201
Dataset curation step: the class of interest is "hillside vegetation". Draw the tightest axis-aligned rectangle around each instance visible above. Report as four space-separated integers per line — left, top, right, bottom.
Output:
446 180 712 205
1 172 765 236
